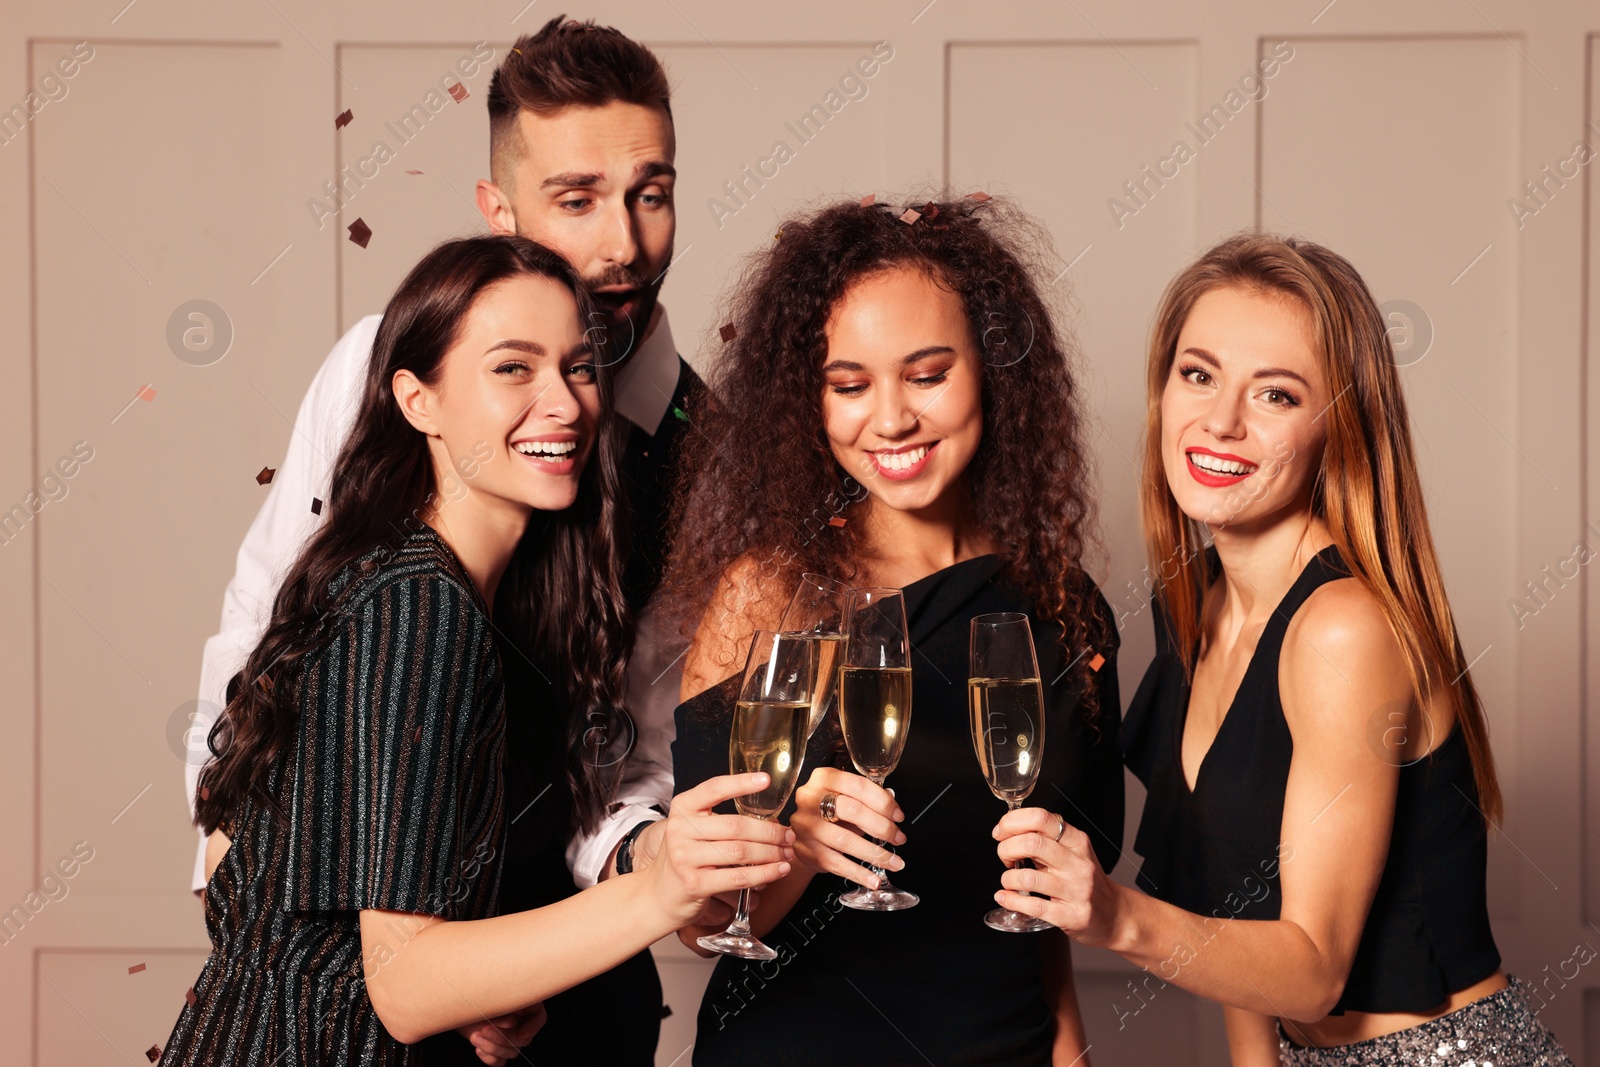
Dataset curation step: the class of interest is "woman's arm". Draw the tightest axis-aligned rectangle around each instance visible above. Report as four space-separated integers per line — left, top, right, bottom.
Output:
993 582 1409 1022
1222 1005 1283 1067
363 773 794 1044
1041 930 1092 1066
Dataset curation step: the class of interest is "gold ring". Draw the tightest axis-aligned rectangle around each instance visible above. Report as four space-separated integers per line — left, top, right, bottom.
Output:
820 793 840 823
1053 815 1067 842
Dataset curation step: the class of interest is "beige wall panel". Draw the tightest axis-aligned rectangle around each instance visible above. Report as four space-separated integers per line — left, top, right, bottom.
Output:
33 42 286 904
36 949 208 1063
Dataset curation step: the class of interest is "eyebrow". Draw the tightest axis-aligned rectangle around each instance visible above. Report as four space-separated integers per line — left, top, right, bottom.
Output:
483 339 593 361
822 345 955 373
540 160 677 191
1182 346 1312 388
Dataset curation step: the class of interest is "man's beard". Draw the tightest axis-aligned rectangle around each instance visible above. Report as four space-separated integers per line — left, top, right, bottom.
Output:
583 262 665 369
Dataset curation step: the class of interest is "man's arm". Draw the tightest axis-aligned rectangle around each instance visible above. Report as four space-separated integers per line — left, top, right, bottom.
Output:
566 600 679 886
187 315 382 893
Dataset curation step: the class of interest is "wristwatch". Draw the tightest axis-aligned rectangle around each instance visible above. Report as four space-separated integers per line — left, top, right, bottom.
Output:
614 819 653 876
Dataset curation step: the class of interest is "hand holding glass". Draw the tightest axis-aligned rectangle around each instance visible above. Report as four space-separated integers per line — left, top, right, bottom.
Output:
969 611 1052 932
697 630 814 960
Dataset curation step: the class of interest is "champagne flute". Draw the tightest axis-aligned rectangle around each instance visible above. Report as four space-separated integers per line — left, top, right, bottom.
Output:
969 611 1052 932
779 572 850 740
837 587 919 911
697 630 815 960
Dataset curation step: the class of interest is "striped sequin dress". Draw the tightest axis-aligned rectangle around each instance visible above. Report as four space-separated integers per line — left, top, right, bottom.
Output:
159 525 506 1066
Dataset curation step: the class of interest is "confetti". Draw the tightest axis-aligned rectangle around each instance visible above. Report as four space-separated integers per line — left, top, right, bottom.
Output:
773 229 783 241
137 385 157 402
146 1046 161 1062
671 406 690 423
923 204 941 220
404 169 422 175
128 963 146 974
1089 653 1105 672
448 82 469 103
899 208 921 225
185 987 198 1006
347 218 371 249
828 516 847 528
966 190 991 202
413 725 422 743
256 466 275 486
334 109 353 129
719 323 737 342
258 673 273 693
660 1004 673 1019
311 497 323 515
859 193 875 207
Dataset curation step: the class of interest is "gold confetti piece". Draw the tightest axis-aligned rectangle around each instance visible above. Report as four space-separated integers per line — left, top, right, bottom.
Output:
719 323 737 342
146 1046 161 1062
899 208 921 225
966 190 991 202
859 193 875 207
1089 653 1105 672
311 497 323 515
773 229 782 241
199 786 209 801
137 385 157 402
256 466 275 486
448 82 468 103
185 987 197 1006
923 204 941 220
347 218 371 249
334 108 353 129
828 516 847 528
128 963 146 974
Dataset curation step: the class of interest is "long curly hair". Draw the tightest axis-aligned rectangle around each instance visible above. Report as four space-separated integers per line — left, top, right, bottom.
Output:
1140 232 1501 825
662 193 1108 713
195 234 633 838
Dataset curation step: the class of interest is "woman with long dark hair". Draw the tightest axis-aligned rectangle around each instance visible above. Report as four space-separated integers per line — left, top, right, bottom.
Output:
666 195 1123 1066
160 234 794 1067
993 234 1573 1065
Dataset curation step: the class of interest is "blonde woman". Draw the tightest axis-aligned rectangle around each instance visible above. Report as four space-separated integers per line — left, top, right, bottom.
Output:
993 234 1573 1065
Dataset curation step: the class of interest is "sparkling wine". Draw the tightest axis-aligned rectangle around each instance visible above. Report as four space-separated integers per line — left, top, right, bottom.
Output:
729 699 810 818
839 666 913 781
968 677 1045 803
804 633 848 738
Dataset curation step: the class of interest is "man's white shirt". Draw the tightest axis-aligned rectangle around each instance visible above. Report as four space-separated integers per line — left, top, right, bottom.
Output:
187 310 685 892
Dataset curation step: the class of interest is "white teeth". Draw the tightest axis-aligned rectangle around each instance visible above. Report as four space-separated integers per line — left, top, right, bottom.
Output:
1188 451 1256 475
514 440 577 457
877 445 928 472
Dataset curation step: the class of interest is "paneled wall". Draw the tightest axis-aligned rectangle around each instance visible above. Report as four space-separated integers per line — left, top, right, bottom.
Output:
1 2 1593 1064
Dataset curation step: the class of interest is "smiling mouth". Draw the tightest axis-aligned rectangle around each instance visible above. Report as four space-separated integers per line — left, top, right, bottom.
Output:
514 440 578 467
1186 450 1257 476
869 441 938 480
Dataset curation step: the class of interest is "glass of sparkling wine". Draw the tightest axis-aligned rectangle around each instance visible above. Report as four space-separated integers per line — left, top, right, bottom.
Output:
969 611 1052 932
779 573 850 740
697 630 815 960
837 587 919 911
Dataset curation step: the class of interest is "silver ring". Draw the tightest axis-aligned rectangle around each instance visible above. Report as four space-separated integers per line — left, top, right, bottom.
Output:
1053 814 1066 842
820 793 840 823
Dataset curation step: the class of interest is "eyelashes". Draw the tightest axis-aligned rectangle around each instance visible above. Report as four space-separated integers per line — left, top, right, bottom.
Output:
1176 363 1301 407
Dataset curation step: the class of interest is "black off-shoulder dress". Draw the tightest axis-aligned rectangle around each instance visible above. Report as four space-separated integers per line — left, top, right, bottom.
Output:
159 526 506 1066
672 556 1124 1067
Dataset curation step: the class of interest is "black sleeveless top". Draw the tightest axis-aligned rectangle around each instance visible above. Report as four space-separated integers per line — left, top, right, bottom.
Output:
1120 545 1501 1015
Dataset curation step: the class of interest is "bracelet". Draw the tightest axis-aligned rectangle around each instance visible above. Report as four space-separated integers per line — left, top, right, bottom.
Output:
614 819 654 876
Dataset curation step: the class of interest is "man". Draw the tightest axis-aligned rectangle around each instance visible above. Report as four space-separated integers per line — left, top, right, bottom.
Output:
186 16 701 1063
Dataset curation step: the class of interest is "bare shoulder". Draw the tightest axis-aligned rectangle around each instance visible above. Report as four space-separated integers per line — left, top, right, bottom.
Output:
1280 576 1411 726
680 551 790 702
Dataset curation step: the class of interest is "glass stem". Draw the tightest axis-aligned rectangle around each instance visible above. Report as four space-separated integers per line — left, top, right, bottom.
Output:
727 887 754 936
1007 799 1036 904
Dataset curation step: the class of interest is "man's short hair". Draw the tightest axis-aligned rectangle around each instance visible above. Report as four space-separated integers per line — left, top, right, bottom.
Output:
487 15 673 191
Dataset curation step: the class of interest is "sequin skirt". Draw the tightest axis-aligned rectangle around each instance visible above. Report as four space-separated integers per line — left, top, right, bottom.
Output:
1277 976 1572 1066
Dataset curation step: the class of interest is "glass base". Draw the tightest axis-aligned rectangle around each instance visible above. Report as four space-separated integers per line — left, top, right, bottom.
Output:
840 883 920 911
984 906 1052 933
696 929 778 960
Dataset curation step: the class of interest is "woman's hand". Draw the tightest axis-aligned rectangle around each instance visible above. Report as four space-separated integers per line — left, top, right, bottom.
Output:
641 773 795 928
454 1005 546 1065
992 806 1124 949
790 766 906 889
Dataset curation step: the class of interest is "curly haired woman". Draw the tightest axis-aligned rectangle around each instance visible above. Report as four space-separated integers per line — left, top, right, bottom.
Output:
665 195 1123 1067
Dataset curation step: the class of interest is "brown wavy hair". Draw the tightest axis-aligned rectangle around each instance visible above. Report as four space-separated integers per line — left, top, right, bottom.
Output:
1139 232 1502 825
662 193 1109 712
195 234 633 838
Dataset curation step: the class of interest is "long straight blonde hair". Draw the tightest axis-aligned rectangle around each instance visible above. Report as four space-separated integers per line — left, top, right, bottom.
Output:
1139 233 1501 826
